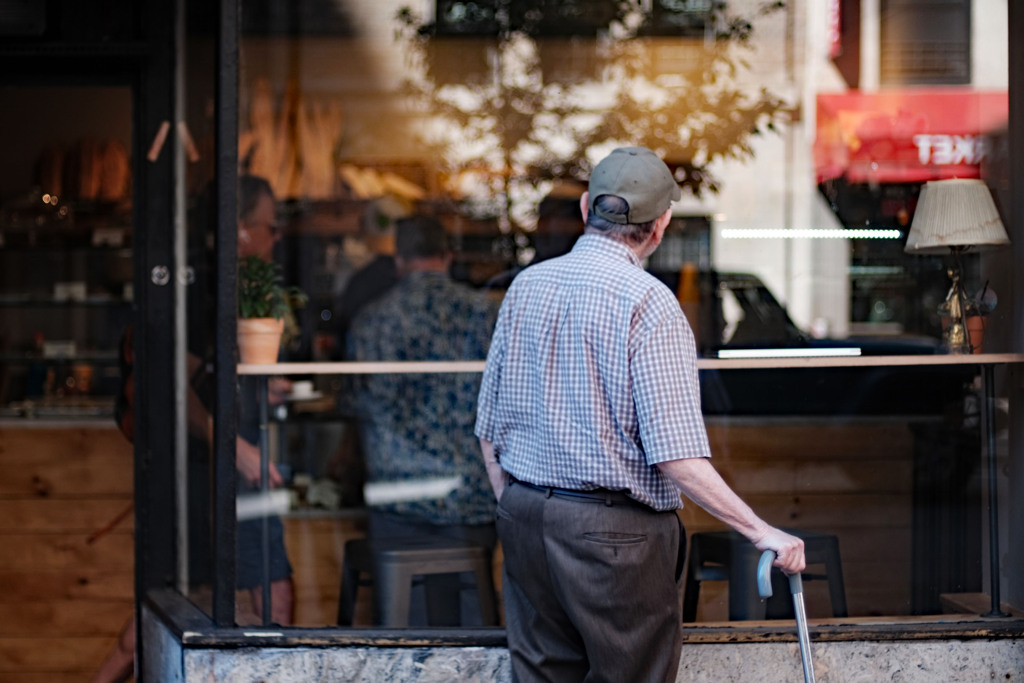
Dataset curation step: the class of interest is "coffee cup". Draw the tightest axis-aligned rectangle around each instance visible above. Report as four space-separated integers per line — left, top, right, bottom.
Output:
291 380 314 398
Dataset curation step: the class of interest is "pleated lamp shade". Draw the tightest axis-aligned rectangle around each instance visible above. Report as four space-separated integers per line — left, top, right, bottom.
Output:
904 178 1011 254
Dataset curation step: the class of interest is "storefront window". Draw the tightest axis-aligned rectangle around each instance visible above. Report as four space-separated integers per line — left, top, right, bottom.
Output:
219 0 1018 630
179 1 227 623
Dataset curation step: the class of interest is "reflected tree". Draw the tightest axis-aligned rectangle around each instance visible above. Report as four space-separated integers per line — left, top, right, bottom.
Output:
396 0 788 231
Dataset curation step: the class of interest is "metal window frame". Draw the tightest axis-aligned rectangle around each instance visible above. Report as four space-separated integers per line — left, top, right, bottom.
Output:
211 0 241 628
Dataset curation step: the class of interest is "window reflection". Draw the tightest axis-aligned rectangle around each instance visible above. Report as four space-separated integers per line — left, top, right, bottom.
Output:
234 0 1011 628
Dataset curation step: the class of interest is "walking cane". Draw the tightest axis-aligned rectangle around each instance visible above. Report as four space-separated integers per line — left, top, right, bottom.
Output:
758 550 816 683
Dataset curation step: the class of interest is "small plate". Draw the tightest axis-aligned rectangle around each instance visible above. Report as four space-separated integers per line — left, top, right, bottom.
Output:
285 391 323 402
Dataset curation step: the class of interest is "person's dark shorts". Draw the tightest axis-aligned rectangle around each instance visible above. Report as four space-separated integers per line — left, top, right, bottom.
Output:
236 513 293 590
234 476 293 589
187 450 293 590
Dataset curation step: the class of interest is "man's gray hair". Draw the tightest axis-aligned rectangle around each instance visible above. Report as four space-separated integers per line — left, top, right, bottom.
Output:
238 174 274 221
396 214 449 260
585 194 658 245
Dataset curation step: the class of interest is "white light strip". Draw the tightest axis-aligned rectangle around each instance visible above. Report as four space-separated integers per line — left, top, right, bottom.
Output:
239 360 488 374
717 347 863 359
363 477 462 504
720 229 902 240
236 490 291 521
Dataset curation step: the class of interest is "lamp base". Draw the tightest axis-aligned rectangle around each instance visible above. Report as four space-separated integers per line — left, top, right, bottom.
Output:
942 319 971 355
937 255 981 355
941 316 986 354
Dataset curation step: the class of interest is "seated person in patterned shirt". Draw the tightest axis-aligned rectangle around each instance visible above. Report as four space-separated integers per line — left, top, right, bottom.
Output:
347 213 500 626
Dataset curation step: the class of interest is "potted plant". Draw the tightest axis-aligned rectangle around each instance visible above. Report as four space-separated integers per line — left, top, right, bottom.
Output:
237 255 307 364
963 283 997 354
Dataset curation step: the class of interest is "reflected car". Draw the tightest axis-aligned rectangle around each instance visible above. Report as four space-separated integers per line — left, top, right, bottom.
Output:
648 269 974 416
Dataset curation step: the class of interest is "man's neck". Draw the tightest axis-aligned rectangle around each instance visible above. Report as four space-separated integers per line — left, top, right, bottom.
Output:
396 256 449 276
583 227 649 260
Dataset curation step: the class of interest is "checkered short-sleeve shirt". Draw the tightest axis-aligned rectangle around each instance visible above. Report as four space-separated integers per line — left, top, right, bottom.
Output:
475 234 710 511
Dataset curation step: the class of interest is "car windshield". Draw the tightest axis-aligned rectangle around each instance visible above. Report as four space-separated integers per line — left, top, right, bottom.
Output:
716 273 806 349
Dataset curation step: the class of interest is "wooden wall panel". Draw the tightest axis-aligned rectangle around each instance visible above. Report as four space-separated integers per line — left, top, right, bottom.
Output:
718 460 913 494
0 533 134 570
0 569 134 602
0 426 134 681
0 428 132 497
279 419 931 625
0 416 944 662
0 637 117 670
0 601 132 636
0 499 135 533
276 421 927 626
683 419 920 619
284 515 372 627
705 419 916 460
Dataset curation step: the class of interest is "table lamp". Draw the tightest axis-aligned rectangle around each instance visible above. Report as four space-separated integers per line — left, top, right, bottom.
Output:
904 178 1010 354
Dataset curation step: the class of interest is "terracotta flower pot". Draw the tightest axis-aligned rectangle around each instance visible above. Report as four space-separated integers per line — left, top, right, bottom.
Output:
237 317 284 364
966 315 986 354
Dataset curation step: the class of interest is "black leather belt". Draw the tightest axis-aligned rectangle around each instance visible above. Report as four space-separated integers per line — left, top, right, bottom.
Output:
510 476 636 507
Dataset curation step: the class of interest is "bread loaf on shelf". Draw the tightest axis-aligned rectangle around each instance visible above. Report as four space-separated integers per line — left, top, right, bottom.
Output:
49 138 131 202
98 140 131 201
34 145 65 197
77 138 102 200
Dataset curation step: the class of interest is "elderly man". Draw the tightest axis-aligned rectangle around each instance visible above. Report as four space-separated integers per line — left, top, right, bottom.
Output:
475 147 806 682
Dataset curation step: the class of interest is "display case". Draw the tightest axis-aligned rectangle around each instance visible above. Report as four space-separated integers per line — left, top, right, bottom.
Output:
0 86 133 418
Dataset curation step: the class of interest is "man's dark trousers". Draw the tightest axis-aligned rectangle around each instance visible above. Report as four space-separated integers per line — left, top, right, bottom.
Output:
497 480 686 683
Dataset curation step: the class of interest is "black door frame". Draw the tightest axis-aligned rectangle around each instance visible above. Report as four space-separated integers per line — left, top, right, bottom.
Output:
132 0 178 670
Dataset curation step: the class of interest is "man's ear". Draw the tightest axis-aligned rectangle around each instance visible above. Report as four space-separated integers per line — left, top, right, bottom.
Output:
650 208 672 247
579 192 590 223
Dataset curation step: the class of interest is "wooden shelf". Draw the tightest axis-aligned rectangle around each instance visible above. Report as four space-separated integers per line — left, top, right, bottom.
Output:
0 297 131 307
238 354 1024 375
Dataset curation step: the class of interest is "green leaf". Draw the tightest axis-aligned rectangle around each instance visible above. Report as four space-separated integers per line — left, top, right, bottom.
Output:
237 256 308 320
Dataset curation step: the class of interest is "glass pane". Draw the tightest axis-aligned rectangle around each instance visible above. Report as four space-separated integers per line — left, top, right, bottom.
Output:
686 379 984 620
179 1 224 620
233 0 1012 629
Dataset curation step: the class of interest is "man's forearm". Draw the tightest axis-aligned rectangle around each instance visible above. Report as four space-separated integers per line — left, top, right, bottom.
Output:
657 457 771 543
657 456 806 574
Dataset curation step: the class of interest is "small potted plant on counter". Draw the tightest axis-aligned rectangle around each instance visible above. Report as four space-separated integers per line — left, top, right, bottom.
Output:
237 255 307 364
963 282 997 354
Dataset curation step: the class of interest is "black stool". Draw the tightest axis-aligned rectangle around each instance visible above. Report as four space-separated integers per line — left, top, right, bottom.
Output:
682 529 848 621
337 535 498 627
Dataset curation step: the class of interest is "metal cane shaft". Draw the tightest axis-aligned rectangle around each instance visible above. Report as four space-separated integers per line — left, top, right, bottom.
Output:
790 577 816 683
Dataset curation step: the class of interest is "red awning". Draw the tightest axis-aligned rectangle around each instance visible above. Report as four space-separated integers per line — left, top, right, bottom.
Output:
815 89 1008 185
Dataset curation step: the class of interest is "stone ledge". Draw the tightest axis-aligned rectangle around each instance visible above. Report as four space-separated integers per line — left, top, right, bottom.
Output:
143 595 1024 682
147 589 1024 650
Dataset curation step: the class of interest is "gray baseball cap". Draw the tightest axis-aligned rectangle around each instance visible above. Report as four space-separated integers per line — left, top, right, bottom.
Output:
588 147 681 224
